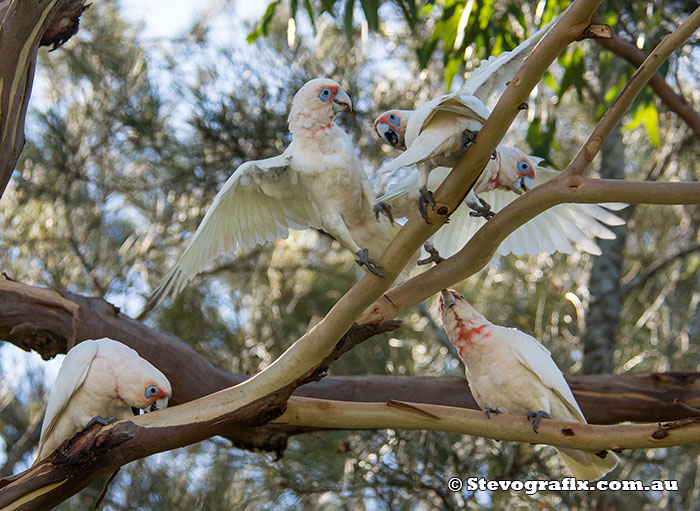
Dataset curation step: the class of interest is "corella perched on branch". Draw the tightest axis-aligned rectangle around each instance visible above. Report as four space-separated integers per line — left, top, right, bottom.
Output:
138 78 393 318
439 290 619 480
374 12 562 221
35 338 171 464
378 145 626 259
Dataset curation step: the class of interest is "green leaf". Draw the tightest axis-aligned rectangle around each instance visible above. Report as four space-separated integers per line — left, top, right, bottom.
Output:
360 0 379 31
417 35 438 69
444 55 460 91
246 0 281 44
526 116 557 162
623 102 659 148
344 0 355 42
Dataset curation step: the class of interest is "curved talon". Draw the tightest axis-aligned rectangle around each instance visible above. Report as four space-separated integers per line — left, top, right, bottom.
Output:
373 201 395 225
87 415 116 427
526 410 552 433
484 408 501 419
355 248 386 279
417 242 444 266
468 196 496 220
418 187 435 224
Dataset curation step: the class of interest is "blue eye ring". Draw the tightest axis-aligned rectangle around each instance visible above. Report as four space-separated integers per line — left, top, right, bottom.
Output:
388 113 400 127
318 88 332 102
145 385 159 398
517 161 531 173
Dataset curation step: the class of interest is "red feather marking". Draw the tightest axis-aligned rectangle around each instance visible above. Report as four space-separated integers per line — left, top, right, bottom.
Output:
453 320 490 356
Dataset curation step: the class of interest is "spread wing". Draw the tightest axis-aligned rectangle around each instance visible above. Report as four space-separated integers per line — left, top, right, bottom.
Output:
139 153 321 316
497 326 586 422
459 13 560 106
37 341 98 459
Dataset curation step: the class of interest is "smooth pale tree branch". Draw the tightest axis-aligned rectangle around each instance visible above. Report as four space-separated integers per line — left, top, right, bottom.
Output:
359 8 700 325
5 278 700 428
3 393 700 510
276 397 700 452
593 13 700 141
566 6 700 177
0 0 88 201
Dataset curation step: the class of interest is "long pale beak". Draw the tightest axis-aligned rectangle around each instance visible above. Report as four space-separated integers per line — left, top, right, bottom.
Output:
376 123 404 149
440 289 456 308
332 88 352 113
149 397 169 412
510 176 535 195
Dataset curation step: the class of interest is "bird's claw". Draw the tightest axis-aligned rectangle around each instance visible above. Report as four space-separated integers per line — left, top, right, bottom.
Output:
462 129 479 147
418 187 435 224
87 416 116 427
484 408 501 419
373 201 395 225
417 243 444 266
526 410 552 433
355 248 386 279
468 196 496 220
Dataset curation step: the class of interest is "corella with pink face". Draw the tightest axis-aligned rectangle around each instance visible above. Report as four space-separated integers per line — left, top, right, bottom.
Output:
35 338 171 463
378 145 626 259
439 289 619 480
138 78 393 317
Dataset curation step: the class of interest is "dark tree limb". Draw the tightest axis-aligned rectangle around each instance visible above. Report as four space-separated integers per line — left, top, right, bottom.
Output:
0 0 88 202
2 278 700 429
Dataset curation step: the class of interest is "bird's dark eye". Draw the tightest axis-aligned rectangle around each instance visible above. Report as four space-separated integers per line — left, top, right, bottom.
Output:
318 88 332 102
517 161 531 173
145 385 159 398
388 113 400 127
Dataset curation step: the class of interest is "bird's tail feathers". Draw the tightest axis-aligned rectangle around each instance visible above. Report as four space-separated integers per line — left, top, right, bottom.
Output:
556 447 619 481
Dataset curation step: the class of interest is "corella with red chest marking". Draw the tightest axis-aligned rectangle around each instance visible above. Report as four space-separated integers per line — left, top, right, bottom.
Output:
439 289 618 480
138 78 393 318
378 145 626 259
35 338 171 464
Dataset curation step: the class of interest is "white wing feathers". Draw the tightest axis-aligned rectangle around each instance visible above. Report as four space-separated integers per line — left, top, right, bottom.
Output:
144 153 320 310
37 341 98 457
497 326 586 422
378 166 626 259
460 14 560 106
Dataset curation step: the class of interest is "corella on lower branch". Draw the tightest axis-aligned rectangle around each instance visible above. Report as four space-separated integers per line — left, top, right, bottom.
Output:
439 289 619 480
35 337 172 464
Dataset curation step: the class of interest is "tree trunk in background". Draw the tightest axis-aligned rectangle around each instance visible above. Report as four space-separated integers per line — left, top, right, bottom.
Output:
582 126 631 374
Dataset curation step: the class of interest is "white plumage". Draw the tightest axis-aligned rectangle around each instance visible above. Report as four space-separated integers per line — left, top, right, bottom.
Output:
439 290 619 480
35 338 171 463
378 145 626 259
139 78 392 316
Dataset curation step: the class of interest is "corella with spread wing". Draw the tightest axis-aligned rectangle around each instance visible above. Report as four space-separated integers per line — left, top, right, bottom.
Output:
35 338 171 463
138 78 393 318
439 290 618 480
378 145 626 259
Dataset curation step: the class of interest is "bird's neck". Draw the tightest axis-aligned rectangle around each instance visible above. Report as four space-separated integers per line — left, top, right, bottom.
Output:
448 306 492 357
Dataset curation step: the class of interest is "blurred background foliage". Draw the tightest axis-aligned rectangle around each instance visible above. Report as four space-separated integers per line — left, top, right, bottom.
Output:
1 0 699 509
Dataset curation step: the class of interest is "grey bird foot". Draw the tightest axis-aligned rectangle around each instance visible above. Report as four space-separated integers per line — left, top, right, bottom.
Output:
373 201 395 225
462 128 479 147
418 187 435 224
417 242 444 266
87 416 116 427
355 248 386 279
484 408 501 419
526 410 552 433
468 196 496 220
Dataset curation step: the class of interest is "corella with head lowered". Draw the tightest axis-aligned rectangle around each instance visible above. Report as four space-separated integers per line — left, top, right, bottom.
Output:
374 12 562 221
138 78 393 318
35 338 171 464
378 145 626 259
439 290 619 480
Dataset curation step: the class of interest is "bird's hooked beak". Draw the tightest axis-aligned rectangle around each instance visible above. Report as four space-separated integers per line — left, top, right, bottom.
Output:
332 88 352 114
510 176 535 195
376 122 404 150
150 397 169 412
440 289 456 309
